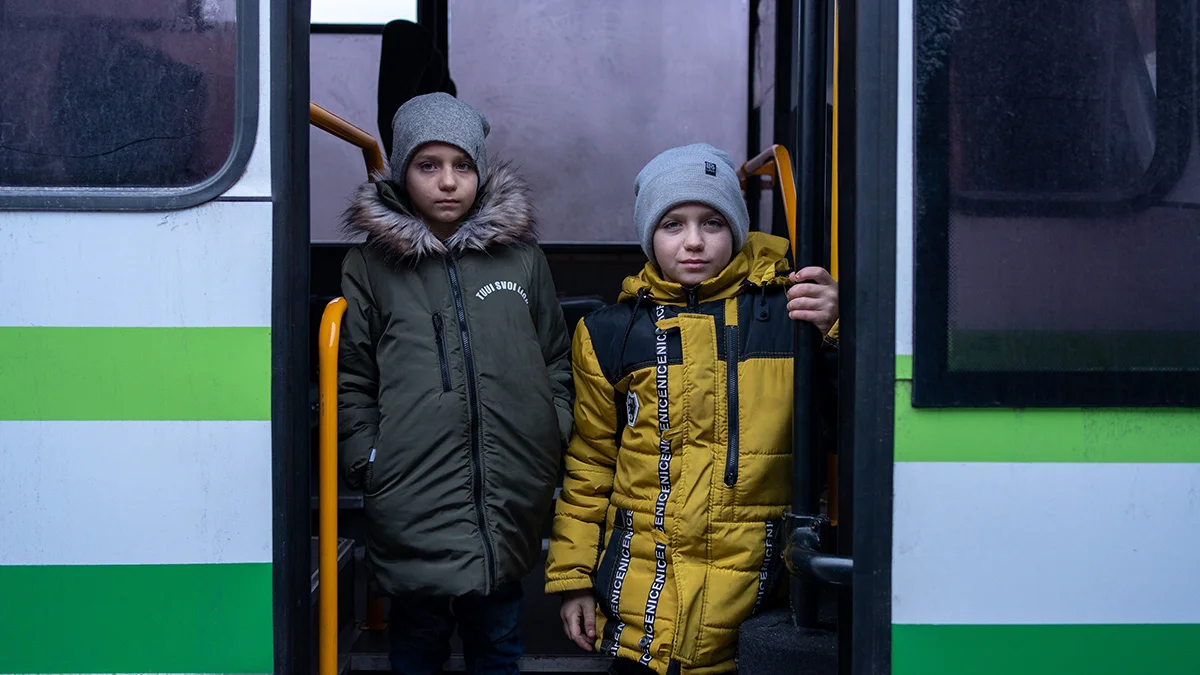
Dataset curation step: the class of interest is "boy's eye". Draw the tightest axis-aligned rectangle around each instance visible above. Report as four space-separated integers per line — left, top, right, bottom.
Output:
456 162 473 172
420 162 437 172
660 220 683 230
704 219 727 229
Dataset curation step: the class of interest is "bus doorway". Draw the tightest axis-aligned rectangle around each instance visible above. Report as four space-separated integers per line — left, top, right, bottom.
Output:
303 2 881 674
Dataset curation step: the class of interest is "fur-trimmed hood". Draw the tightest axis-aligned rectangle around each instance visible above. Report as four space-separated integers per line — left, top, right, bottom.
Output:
342 160 537 261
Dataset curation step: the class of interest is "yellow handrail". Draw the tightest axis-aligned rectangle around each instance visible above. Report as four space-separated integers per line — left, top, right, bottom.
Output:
313 101 389 675
827 0 840 525
830 1 840 282
739 144 799 266
310 101 388 179
318 297 348 675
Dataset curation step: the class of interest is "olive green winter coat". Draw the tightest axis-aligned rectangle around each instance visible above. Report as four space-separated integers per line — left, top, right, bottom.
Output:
338 162 573 597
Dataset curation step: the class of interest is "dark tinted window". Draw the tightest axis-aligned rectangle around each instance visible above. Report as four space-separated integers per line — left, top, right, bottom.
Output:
914 0 1200 406
0 0 244 190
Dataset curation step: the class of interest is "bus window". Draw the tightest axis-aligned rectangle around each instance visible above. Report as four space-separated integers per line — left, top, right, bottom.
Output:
946 0 1189 212
0 0 253 198
913 0 1200 407
448 0 749 243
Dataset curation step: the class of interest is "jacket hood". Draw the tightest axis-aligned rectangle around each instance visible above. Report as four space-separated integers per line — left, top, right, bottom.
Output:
342 160 537 261
618 231 792 304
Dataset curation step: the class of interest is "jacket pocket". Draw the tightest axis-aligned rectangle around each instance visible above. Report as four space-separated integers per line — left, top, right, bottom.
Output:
593 507 633 620
363 447 378 493
432 313 452 392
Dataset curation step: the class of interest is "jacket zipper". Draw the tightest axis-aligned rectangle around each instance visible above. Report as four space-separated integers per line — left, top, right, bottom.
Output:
366 447 377 492
686 287 699 312
724 325 740 486
431 313 452 392
446 258 496 591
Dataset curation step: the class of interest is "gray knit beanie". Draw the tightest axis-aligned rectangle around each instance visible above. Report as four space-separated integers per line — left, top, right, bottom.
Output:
389 92 490 191
633 143 750 264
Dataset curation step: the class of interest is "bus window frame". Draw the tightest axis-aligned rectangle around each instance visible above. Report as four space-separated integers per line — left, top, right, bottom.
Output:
912 0 1200 408
0 0 259 211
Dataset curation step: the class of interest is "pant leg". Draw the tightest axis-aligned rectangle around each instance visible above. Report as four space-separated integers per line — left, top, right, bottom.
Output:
388 594 456 675
452 580 525 675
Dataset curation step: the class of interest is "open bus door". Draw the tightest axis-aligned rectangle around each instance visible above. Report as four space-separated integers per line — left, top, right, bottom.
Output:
305 2 900 674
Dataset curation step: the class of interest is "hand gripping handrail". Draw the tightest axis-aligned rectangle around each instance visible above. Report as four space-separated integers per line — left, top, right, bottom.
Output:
739 143 840 528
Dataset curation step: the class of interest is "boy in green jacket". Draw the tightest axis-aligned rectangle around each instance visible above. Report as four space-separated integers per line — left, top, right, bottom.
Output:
338 93 574 675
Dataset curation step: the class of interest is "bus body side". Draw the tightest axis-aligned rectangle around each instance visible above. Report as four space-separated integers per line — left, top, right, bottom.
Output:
0 1 277 672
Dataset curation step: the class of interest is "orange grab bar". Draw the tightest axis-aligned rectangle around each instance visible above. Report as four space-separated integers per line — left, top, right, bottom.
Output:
739 144 799 268
310 102 387 180
319 297 348 675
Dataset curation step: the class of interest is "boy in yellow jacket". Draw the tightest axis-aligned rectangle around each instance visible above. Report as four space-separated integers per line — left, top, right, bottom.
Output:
546 143 838 675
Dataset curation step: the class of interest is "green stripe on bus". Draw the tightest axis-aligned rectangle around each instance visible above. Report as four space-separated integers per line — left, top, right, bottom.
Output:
893 624 1200 675
0 563 272 674
895 380 1200 462
0 327 270 421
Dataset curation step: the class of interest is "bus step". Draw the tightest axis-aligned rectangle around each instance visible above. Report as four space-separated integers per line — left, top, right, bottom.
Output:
736 608 837 675
310 536 356 599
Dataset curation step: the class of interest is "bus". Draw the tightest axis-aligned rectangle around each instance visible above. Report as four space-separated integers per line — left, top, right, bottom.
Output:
2 1 1197 674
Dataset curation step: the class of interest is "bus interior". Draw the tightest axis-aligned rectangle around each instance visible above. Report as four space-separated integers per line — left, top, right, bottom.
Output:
306 2 846 673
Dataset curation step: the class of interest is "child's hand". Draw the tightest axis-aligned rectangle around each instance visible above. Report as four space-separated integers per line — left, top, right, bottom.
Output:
559 589 597 651
786 267 839 335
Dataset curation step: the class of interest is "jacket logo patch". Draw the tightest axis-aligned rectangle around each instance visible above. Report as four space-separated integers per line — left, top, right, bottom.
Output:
475 280 529 305
704 161 717 176
626 390 640 428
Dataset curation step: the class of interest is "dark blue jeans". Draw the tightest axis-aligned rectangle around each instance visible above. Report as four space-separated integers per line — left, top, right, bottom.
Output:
388 581 524 675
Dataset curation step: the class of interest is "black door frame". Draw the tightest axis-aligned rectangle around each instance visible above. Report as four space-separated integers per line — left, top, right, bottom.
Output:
272 0 313 671
843 0 898 672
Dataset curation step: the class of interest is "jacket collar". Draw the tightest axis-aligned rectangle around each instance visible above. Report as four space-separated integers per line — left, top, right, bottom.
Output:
618 232 792 305
341 160 537 261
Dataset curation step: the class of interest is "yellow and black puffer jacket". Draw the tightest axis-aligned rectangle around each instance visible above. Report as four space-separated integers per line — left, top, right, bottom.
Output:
546 232 838 675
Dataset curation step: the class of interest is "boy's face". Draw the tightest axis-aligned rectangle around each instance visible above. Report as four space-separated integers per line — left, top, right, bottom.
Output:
405 142 479 227
652 203 734 286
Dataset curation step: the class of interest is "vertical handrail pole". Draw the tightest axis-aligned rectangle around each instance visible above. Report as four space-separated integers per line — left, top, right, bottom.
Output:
791 0 831 630
319 298 348 675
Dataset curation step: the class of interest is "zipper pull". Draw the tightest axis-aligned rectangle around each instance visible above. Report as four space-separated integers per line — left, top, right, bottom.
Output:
725 465 739 486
